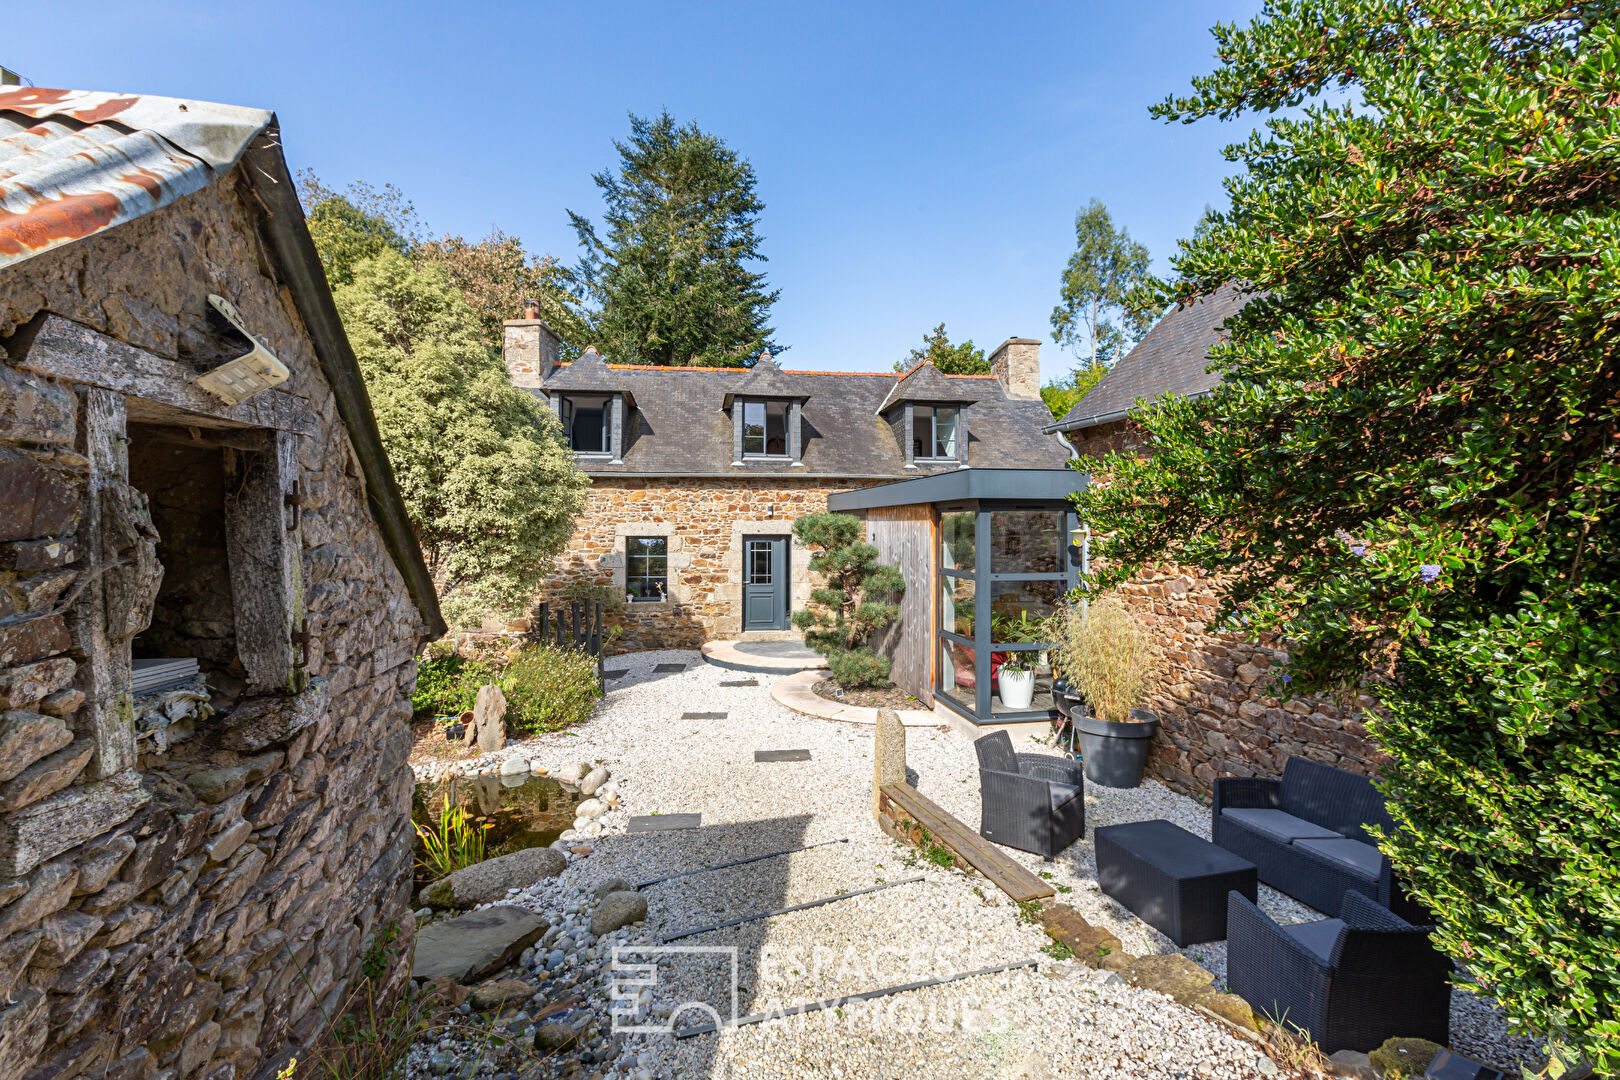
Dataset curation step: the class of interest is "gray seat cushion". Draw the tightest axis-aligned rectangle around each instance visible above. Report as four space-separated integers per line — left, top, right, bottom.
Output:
1281 917 1346 965
1049 781 1081 811
1296 836 1384 880
1222 808 1342 845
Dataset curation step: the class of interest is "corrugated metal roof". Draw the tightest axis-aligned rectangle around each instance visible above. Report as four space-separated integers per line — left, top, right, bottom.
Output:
0 87 273 270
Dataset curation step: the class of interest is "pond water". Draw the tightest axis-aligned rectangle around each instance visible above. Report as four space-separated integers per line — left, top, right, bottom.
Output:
411 773 583 887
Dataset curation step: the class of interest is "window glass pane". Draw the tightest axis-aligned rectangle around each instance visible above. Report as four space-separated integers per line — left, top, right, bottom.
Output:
988 510 1064 575
747 540 774 584
742 401 765 456
941 511 975 573
626 536 667 601
567 395 608 452
941 575 975 638
934 407 958 458
765 402 788 456
913 405 934 459
989 579 1063 645
939 637 976 710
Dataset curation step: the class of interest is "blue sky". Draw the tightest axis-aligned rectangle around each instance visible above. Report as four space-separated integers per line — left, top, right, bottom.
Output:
8 1 1264 379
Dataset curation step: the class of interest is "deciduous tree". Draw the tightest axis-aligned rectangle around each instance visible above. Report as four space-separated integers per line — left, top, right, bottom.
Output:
893 323 989 375
1077 3 1620 1065
1050 199 1154 369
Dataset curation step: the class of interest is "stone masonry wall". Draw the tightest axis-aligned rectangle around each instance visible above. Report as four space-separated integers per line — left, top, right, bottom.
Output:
0 176 426 1080
526 476 871 652
1072 420 1384 798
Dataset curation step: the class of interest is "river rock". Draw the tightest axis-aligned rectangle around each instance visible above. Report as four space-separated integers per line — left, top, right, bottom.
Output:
412 905 549 983
557 762 589 785
593 878 634 900
534 1023 579 1052
499 756 528 777
419 847 567 909
469 978 533 1010
590 891 647 935
580 767 609 796
575 798 605 819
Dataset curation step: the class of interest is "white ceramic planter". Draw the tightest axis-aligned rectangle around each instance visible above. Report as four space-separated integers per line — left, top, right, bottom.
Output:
998 667 1036 709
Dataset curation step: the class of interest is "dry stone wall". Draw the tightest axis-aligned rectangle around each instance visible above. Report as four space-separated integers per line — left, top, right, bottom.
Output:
0 176 427 1080
1072 420 1383 798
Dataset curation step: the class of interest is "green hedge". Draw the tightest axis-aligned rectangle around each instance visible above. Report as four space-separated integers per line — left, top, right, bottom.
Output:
413 644 600 736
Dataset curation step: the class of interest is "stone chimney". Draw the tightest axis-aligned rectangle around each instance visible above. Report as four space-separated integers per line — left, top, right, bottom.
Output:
502 300 561 388
988 338 1040 399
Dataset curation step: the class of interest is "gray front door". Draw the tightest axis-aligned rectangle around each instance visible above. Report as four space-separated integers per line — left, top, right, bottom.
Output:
742 536 790 630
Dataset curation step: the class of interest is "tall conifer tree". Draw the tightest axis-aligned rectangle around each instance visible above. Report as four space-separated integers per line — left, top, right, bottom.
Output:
567 111 780 367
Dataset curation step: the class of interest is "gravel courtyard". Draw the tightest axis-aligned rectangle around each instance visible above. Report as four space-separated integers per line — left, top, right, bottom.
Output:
413 649 1541 1080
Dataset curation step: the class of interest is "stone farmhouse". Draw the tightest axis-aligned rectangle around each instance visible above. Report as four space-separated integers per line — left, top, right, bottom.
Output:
503 319 1072 652
0 87 442 1080
1045 285 1384 797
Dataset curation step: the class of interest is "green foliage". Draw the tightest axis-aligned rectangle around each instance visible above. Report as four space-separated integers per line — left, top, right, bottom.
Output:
415 230 587 356
1080 3 1620 1064
414 797 487 880
567 110 780 367
791 513 905 686
497 644 603 735
335 251 589 627
1039 362 1108 422
826 647 891 689
893 323 989 375
1050 199 1155 368
411 653 494 717
296 170 421 288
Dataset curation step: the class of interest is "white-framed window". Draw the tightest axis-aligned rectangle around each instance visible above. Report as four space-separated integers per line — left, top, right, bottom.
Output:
559 394 610 453
914 405 959 460
626 536 668 601
741 400 789 457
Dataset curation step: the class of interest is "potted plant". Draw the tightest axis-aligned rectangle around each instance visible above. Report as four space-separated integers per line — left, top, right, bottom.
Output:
997 652 1036 709
1067 597 1162 788
994 610 1051 669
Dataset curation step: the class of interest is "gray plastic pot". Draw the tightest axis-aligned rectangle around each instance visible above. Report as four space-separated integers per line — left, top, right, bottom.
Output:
1076 709 1158 789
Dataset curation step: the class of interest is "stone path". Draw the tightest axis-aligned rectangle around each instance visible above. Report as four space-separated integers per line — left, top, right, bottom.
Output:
409 648 1541 1080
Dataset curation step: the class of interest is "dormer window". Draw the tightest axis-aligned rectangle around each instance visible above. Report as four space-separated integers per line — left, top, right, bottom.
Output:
559 394 610 454
914 405 959 460
742 400 790 457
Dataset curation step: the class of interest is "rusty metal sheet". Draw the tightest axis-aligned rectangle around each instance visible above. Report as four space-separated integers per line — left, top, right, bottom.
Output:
0 87 273 270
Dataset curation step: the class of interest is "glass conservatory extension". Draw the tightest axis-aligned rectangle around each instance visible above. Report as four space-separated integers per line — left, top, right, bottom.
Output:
826 468 1085 725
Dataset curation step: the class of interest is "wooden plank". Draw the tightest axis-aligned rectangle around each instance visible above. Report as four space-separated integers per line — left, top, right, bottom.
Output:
627 813 701 833
880 782 1055 903
754 749 811 762
16 314 312 434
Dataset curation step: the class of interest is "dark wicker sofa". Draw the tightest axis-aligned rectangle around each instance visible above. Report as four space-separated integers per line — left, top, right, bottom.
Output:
1212 757 1417 919
974 731 1086 860
1227 889 1451 1052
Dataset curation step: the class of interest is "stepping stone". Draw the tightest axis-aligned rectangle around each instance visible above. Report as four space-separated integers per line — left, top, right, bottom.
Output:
654 663 687 673
681 711 726 720
411 905 549 983
720 679 758 687
604 669 630 679
754 750 811 762
628 814 701 833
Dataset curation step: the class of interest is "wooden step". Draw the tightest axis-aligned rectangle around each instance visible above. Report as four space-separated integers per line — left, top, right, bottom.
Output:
880 783 1055 904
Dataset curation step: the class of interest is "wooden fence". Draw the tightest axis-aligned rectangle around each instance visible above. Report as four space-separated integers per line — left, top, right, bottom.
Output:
532 599 606 687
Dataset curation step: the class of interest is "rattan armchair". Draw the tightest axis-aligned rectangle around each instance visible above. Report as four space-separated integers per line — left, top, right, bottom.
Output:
1226 889 1452 1053
974 731 1086 860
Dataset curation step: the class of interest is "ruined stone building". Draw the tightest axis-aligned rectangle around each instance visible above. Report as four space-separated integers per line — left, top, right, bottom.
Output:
502 320 1070 652
1044 285 1384 796
0 87 443 1079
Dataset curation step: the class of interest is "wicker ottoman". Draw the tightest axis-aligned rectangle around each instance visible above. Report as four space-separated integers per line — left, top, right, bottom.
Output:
1096 819 1259 946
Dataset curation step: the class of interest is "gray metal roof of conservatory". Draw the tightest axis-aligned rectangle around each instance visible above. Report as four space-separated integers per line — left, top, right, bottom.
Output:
827 467 1087 511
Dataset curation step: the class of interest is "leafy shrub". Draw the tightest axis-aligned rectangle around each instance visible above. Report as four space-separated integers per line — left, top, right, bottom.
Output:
826 647 891 690
1067 598 1158 723
498 643 601 735
411 652 494 718
791 513 904 687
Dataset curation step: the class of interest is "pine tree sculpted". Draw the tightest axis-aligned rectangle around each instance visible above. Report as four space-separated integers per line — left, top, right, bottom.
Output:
790 514 904 688
567 111 780 367
1079 3 1620 1066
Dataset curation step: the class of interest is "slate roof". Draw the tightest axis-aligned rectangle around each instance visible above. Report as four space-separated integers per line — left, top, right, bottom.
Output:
536 365 1071 478
720 353 813 408
876 360 979 414
1046 282 1253 432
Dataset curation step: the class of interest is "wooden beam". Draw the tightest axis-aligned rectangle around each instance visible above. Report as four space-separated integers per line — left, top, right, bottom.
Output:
879 782 1055 903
